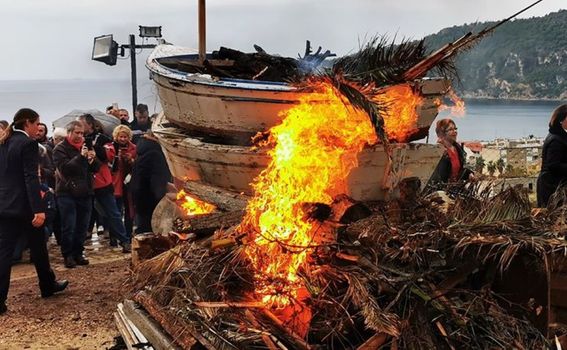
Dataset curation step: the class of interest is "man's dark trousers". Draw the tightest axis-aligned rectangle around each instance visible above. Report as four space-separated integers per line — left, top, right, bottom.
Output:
57 195 92 259
0 218 56 303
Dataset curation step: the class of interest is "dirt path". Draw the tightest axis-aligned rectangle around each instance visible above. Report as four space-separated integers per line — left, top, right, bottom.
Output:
0 235 130 349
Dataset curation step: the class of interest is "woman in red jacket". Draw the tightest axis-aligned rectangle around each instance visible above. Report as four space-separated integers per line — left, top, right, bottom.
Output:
105 125 136 237
426 118 475 194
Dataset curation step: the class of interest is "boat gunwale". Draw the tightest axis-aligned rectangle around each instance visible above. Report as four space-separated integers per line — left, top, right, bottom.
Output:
147 46 301 93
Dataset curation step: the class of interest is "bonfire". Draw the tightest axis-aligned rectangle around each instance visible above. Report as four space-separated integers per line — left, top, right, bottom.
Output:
128 3 558 348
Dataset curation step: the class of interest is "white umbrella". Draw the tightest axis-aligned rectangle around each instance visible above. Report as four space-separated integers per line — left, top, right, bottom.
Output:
52 109 120 136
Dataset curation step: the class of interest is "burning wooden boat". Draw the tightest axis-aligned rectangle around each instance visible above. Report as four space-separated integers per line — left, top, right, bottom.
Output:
153 112 443 201
146 44 450 144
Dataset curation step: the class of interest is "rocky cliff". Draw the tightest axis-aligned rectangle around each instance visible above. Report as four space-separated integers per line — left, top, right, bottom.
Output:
424 10 567 100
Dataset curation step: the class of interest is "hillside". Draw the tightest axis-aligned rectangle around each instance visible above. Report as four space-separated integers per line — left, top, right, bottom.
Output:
424 10 567 100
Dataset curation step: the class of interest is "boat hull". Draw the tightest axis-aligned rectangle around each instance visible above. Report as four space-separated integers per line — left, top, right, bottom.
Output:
154 113 443 201
147 45 449 144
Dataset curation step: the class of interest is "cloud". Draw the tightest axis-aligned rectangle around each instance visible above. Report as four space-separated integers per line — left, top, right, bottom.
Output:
0 0 564 80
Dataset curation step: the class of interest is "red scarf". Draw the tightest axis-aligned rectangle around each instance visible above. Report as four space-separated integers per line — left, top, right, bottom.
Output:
447 147 461 182
66 136 83 151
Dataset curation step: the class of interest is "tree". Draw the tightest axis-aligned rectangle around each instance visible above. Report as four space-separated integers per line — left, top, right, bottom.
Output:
496 158 505 176
487 160 497 177
475 156 486 174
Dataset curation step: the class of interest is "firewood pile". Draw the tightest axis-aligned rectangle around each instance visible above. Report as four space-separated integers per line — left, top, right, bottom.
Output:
128 183 567 349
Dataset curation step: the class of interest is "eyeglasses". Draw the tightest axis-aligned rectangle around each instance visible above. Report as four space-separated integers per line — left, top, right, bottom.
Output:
445 127 458 132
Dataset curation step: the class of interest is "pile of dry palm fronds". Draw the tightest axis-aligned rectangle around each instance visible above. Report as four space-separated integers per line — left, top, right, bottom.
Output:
129 184 567 349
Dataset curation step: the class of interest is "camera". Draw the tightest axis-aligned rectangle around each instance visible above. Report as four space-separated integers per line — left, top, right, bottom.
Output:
85 138 94 150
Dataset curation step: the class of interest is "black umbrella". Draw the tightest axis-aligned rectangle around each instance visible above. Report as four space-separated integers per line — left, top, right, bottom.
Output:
52 109 120 136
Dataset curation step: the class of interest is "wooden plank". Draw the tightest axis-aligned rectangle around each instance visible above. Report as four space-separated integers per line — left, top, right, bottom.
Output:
118 303 152 350
184 180 249 211
357 333 389 350
261 309 311 350
551 289 567 308
114 312 136 350
176 210 245 236
550 305 567 324
134 291 217 350
550 273 567 291
122 299 181 350
193 301 265 308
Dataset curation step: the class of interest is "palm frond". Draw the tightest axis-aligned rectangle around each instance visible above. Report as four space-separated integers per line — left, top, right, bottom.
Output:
345 272 401 337
332 36 428 87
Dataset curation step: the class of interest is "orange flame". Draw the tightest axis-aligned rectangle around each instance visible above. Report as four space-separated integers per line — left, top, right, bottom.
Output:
375 84 424 142
436 89 466 117
176 190 216 216
239 81 378 308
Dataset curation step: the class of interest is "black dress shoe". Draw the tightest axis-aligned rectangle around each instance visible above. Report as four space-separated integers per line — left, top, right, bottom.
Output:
0 301 7 315
74 256 89 266
64 256 76 268
41 280 69 298
121 242 131 253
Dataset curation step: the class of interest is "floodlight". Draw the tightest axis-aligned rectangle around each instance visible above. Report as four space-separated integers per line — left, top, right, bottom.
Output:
139 26 162 38
92 34 119 66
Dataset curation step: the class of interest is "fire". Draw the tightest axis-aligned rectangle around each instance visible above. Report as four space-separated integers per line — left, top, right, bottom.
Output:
239 80 378 308
375 83 424 142
176 190 216 216
436 88 466 117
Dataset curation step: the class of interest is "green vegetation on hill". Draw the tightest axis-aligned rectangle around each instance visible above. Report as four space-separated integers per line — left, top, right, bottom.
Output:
424 10 567 100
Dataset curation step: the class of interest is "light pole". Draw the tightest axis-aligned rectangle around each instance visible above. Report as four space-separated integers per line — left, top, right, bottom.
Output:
92 26 162 114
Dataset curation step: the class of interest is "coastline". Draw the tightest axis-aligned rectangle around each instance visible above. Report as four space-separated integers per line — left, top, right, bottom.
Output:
461 94 565 103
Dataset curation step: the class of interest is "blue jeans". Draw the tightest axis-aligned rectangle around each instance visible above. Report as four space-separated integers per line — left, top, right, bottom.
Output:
56 195 92 259
115 196 133 237
95 191 130 245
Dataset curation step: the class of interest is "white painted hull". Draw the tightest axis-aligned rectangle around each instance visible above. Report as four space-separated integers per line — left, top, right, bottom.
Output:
147 45 449 143
153 113 443 201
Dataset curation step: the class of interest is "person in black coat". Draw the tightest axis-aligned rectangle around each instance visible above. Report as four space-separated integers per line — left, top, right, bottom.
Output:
130 132 171 233
426 118 474 193
52 120 100 268
537 104 567 207
0 108 68 315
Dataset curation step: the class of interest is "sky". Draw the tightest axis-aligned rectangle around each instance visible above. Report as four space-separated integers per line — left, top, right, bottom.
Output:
0 0 565 81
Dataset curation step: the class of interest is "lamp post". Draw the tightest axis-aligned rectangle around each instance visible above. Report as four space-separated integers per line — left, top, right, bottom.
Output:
92 26 162 114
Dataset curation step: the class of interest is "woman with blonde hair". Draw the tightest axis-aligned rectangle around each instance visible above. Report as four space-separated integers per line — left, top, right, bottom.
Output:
105 125 136 236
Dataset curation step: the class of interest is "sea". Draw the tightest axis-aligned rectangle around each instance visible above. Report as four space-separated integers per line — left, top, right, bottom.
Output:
0 79 563 142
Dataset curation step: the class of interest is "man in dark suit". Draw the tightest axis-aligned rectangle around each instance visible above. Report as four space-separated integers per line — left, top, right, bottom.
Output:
0 108 68 315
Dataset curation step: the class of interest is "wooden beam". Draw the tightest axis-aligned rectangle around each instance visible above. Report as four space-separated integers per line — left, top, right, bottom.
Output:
357 333 389 350
198 0 206 64
117 303 152 349
134 291 217 350
193 301 265 308
183 180 249 211
114 312 136 350
261 309 311 350
122 299 181 350
176 210 245 236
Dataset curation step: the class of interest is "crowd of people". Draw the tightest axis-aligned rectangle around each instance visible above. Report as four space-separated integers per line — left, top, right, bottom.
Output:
0 103 171 314
2 102 567 316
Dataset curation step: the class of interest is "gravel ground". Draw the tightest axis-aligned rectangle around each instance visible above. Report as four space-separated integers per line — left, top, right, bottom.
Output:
0 235 131 350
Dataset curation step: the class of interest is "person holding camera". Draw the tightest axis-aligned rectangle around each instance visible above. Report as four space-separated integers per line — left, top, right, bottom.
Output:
104 125 136 237
52 120 99 268
78 114 131 253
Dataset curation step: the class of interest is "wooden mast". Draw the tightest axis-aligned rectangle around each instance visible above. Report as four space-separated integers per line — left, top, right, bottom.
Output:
198 0 206 64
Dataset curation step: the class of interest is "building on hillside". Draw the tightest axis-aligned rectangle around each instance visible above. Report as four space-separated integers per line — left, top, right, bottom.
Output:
463 136 543 178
